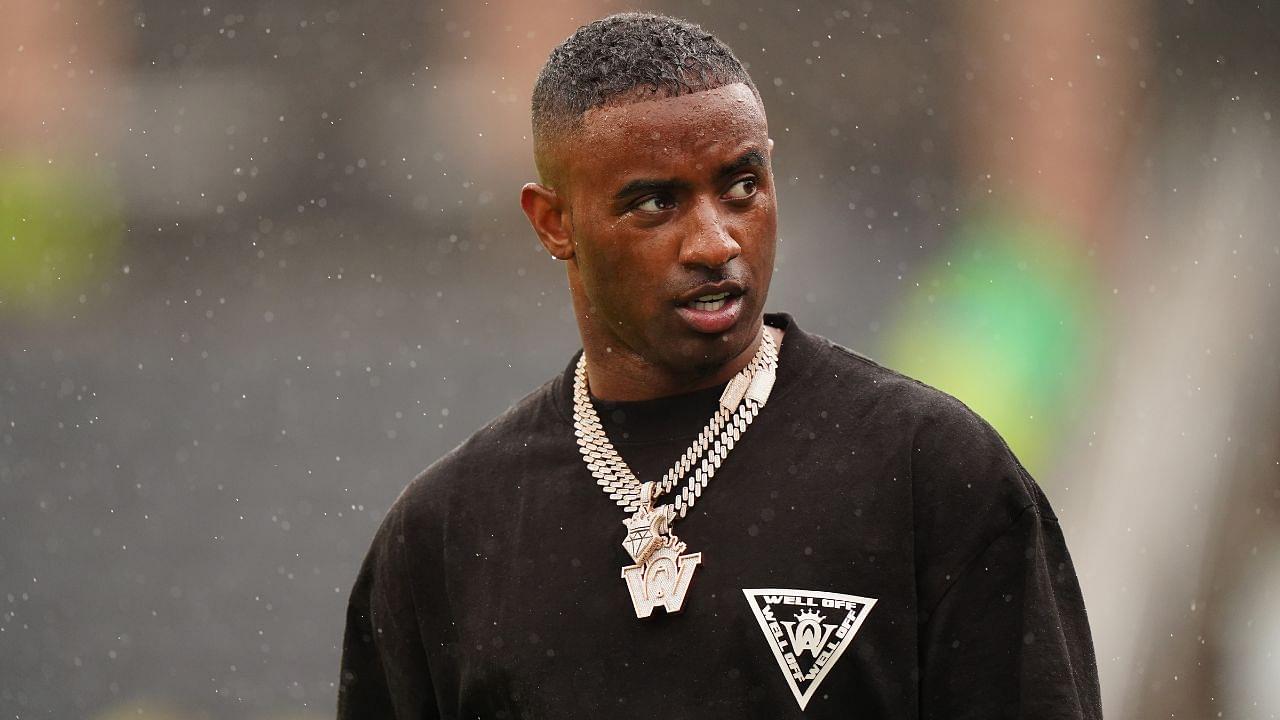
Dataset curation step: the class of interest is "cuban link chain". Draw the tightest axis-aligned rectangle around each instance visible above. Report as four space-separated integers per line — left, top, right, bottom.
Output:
571 330 779 618
572 329 777 516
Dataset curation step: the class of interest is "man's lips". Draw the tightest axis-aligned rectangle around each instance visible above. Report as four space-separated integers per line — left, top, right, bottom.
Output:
676 280 745 307
674 292 745 334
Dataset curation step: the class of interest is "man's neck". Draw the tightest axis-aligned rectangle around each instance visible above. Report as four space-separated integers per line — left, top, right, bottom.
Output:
581 323 784 402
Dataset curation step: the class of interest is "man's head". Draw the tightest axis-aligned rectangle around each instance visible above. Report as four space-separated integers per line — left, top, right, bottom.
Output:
521 13 777 392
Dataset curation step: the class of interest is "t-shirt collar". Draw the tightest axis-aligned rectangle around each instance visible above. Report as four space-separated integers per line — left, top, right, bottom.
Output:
553 312 816 444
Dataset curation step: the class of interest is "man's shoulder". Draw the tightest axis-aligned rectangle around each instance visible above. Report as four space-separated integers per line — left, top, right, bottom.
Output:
797 328 1055 606
798 329 1003 439
797 327 1044 514
391 373 570 514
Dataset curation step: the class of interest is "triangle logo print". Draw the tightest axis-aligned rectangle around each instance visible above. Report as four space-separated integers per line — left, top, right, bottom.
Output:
742 588 877 711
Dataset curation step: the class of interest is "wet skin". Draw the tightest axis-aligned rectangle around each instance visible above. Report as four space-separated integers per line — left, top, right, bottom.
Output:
521 83 780 401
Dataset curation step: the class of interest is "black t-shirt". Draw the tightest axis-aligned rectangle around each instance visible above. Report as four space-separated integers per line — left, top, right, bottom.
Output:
337 313 1102 719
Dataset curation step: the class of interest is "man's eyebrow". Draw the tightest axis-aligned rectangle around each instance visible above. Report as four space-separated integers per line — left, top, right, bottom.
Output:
718 149 768 176
613 177 692 201
611 150 767 200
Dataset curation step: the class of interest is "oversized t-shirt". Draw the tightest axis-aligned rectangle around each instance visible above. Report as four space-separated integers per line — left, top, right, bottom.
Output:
337 313 1102 719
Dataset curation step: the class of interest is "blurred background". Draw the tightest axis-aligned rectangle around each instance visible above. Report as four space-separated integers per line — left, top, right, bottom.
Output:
1 0 1277 718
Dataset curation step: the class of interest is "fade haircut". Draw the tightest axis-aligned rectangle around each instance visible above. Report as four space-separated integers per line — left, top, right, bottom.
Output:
531 12 759 184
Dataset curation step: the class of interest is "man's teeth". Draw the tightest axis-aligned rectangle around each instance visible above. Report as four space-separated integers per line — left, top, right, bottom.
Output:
689 292 731 312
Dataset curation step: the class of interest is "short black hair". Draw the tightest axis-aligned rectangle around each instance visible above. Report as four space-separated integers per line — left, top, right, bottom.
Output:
531 13 759 174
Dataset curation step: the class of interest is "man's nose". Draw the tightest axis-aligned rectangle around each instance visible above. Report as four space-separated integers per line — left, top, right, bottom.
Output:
678 197 741 269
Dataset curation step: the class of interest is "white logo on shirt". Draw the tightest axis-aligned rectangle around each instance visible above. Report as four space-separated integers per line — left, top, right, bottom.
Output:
742 588 877 710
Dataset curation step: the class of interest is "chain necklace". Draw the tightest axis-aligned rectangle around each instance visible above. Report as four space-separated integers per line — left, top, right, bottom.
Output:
572 330 779 618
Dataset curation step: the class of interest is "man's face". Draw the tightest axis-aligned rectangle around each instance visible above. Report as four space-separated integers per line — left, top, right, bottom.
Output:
558 82 777 375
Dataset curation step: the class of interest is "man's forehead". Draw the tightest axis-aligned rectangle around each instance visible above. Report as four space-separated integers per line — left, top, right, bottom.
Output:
563 83 768 175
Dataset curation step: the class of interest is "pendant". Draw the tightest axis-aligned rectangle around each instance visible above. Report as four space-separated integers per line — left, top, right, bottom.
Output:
622 545 702 618
619 484 702 618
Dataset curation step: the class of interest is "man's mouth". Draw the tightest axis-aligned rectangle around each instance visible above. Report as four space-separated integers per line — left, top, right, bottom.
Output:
675 285 746 334
686 291 732 312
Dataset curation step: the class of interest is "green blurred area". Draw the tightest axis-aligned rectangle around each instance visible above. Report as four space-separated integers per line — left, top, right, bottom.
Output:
882 212 1103 476
0 160 123 314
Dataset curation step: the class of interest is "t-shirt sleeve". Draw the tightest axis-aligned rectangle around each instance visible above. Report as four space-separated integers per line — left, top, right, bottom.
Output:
918 501 1102 720
337 502 440 719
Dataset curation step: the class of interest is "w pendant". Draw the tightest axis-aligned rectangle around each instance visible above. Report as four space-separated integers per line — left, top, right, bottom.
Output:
619 485 701 618
621 547 703 618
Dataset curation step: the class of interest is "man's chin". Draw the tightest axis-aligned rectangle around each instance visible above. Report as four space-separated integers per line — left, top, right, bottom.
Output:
658 322 759 377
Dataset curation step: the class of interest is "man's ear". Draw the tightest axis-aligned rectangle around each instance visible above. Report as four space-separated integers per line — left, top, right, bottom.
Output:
520 183 574 260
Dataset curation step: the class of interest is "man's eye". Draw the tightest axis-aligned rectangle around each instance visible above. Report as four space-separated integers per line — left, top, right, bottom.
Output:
724 177 757 200
635 195 675 212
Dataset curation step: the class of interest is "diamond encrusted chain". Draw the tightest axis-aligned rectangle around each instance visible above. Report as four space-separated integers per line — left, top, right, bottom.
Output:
572 328 780 618
572 329 778 519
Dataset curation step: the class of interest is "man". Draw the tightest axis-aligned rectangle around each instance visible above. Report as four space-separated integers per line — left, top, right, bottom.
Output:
338 13 1101 719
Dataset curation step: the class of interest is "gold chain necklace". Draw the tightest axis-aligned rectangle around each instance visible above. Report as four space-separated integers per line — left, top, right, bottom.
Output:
572 330 778 618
